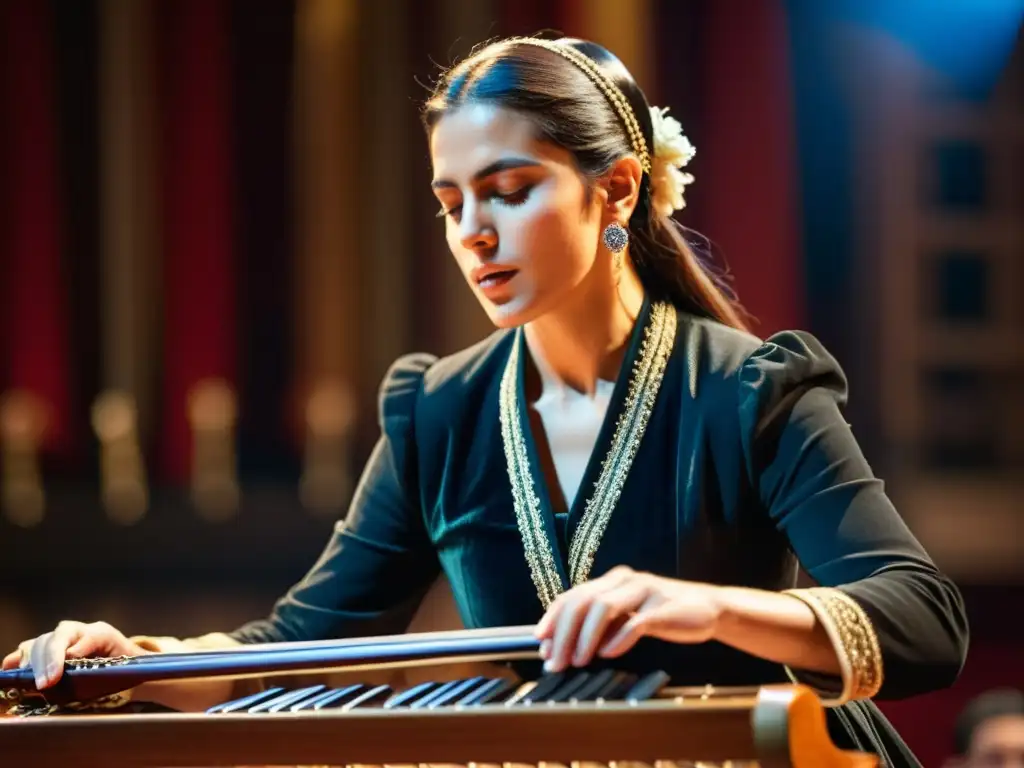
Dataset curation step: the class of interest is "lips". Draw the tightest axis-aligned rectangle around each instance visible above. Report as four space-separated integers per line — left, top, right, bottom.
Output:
478 271 516 288
471 265 519 286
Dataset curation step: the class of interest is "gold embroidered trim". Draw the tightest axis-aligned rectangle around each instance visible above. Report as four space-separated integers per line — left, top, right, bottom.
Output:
499 337 564 607
568 304 676 585
499 302 677 607
783 587 884 702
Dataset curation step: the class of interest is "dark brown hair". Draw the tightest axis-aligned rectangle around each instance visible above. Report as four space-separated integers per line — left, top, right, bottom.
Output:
954 688 1024 755
422 36 750 332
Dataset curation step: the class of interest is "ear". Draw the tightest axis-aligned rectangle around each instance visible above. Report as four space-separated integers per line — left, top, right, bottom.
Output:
600 154 644 224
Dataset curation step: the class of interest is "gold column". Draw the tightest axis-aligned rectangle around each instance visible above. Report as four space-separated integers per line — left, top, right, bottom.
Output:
361 0 412 391
436 0 500 355
95 0 158 524
188 379 240 521
579 0 654 94
0 392 48 528
293 0 360 515
299 382 356 513
92 392 148 522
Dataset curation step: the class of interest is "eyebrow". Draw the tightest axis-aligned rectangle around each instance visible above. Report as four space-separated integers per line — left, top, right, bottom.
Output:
431 157 541 189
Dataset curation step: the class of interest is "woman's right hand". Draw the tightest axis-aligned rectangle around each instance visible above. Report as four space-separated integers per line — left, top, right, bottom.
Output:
2 621 148 690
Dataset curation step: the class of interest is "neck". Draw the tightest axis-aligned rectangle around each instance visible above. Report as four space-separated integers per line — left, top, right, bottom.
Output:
523 264 646 398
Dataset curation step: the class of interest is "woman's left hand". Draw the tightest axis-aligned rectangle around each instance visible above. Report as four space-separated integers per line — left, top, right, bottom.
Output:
535 565 723 672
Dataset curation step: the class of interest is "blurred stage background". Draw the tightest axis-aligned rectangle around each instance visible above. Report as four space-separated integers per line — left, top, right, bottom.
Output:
1 0 1022 763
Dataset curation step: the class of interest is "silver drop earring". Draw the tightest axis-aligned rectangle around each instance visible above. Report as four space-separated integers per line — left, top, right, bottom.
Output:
602 222 629 253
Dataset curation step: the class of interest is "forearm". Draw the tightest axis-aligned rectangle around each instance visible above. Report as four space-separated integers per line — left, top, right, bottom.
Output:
711 586 841 675
129 632 251 712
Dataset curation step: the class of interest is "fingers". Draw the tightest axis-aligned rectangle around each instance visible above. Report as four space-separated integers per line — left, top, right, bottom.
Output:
534 596 563 639
65 635 98 658
66 621 119 659
571 581 648 667
3 621 132 690
1 640 34 671
536 566 633 639
28 633 54 688
19 640 34 668
31 621 85 689
540 567 650 673
539 638 552 659
545 591 590 673
535 566 634 639
597 597 663 659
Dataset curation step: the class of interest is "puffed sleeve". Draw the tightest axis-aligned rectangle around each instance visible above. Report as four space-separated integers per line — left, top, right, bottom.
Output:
228 352 441 644
737 331 968 702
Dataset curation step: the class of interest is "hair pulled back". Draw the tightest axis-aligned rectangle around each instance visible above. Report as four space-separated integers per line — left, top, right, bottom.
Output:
423 36 750 331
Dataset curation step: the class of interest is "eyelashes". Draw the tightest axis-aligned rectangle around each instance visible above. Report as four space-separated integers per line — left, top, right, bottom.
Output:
436 186 533 221
497 186 531 207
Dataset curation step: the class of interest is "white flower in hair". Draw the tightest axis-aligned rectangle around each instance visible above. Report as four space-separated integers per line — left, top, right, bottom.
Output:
648 106 696 218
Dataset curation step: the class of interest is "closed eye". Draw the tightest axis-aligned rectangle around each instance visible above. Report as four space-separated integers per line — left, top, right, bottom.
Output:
492 186 531 207
435 185 531 222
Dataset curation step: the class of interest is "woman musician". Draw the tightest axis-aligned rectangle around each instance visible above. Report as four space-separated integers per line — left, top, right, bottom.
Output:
3 36 967 767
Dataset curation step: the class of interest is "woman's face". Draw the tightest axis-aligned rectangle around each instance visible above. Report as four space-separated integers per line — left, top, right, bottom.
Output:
429 104 606 328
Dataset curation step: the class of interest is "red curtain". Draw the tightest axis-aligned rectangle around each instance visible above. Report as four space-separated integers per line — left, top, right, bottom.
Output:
880 643 1024 766
556 0 585 35
500 0 560 36
0 0 72 452
158 0 237 482
700 0 802 334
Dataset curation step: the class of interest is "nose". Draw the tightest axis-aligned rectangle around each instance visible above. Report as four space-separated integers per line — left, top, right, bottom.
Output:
458 199 498 252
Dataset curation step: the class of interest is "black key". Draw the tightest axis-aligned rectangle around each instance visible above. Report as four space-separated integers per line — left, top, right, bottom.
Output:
260 684 328 713
293 684 366 712
247 685 325 714
408 679 465 710
425 676 487 708
512 672 566 705
456 677 516 706
598 672 639 701
568 669 618 702
255 685 327 713
546 672 592 703
341 684 392 710
258 684 325 716
382 681 438 709
207 686 285 714
623 670 671 702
